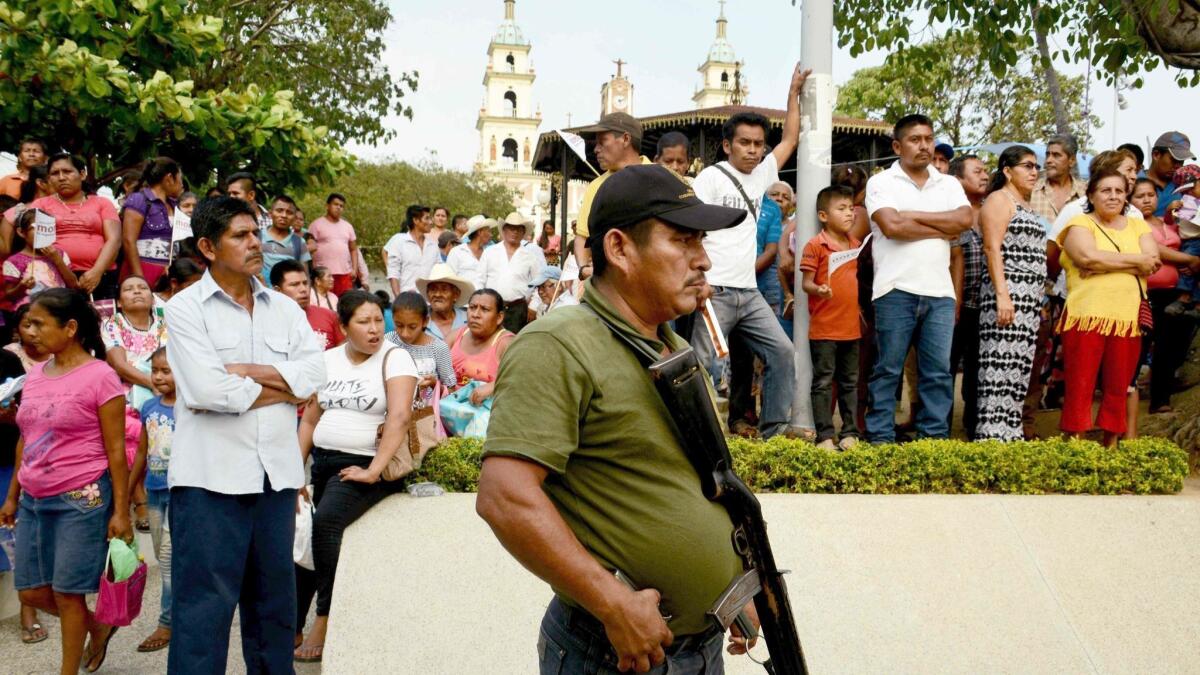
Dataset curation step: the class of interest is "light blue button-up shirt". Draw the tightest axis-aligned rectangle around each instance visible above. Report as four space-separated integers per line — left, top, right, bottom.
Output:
165 271 326 494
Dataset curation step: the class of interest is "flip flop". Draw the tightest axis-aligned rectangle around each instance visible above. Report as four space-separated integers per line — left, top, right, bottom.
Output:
20 622 48 644
293 643 324 663
84 625 119 673
137 631 171 653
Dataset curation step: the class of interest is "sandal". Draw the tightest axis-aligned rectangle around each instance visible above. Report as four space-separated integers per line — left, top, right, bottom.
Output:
83 625 118 673
20 622 48 644
135 518 151 533
137 628 171 653
293 643 324 663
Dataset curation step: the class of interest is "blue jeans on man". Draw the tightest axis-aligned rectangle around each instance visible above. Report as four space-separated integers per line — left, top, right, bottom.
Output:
691 286 795 437
866 289 955 442
168 479 297 675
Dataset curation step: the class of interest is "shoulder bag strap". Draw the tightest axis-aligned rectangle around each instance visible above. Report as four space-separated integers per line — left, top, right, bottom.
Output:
713 164 757 221
1088 216 1149 302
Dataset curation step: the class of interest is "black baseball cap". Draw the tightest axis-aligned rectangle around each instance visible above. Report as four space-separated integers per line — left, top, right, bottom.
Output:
587 164 746 243
578 112 643 143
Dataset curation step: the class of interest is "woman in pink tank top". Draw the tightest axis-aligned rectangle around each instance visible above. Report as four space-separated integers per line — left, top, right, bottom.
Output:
450 289 513 405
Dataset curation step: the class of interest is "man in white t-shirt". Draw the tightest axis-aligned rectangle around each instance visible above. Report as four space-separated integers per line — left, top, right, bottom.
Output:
863 114 973 442
383 204 440 295
690 63 810 439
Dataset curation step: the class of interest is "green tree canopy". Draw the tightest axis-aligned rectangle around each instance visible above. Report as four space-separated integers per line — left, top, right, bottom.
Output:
192 0 418 146
0 0 352 193
297 158 516 261
835 29 1100 147
835 0 1200 89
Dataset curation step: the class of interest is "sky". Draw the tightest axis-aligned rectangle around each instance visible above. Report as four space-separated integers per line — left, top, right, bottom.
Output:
354 0 1198 170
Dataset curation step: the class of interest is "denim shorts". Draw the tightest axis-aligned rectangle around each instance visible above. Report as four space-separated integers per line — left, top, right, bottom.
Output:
14 472 113 594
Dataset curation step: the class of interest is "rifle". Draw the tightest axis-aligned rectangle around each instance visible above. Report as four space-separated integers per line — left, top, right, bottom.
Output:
648 347 808 675
581 302 808 674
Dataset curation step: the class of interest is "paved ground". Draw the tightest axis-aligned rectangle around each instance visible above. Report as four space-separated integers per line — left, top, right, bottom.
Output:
1 564 322 675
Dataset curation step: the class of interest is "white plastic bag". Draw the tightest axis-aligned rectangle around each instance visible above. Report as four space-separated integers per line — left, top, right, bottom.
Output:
293 487 315 571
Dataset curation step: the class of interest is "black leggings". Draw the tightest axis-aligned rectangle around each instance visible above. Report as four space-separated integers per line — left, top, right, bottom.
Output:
310 448 405 616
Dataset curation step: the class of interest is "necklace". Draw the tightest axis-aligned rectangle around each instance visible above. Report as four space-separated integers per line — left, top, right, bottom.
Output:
52 192 86 213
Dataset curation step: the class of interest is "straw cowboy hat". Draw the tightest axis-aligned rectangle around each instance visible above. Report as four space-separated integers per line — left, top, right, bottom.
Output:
464 214 498 238
415 263 475 305
502 211 531 231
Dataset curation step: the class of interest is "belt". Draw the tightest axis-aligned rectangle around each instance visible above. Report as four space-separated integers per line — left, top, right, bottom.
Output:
557 599 722 657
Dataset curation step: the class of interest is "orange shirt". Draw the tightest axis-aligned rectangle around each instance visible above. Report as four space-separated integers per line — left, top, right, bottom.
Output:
799 231 862 341
0 173 26 200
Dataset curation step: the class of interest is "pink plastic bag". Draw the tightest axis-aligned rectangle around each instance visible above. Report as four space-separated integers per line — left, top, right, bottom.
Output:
94 557 148 627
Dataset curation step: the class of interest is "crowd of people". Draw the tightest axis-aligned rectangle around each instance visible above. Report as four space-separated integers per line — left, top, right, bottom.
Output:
0 88 1195 673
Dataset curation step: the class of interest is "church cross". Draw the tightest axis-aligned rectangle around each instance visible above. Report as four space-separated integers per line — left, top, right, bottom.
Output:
613 58 626 77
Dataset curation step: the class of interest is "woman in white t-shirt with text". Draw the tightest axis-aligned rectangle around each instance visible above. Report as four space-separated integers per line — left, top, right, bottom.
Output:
294 290 417 663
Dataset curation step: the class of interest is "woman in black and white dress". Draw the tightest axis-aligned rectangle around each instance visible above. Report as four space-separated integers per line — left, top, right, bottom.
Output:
976 146 1048 441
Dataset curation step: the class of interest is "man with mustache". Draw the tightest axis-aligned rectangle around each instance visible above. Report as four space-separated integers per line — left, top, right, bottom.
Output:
863 113 973 443
479 164 760 674
162 196 326 674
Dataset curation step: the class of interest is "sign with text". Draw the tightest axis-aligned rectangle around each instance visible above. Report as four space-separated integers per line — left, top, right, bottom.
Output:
32 209 56 249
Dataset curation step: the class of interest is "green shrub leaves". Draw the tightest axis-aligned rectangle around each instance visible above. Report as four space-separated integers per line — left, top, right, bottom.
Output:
416 436 1188 495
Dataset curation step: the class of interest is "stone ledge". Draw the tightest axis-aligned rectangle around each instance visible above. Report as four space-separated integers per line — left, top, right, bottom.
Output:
324 492 1200 674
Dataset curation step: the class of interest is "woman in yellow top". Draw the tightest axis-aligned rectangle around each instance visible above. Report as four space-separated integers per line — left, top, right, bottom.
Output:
1056 166 1160 446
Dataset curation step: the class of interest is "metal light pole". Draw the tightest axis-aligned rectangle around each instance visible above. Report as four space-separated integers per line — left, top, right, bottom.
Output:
791 0 833 430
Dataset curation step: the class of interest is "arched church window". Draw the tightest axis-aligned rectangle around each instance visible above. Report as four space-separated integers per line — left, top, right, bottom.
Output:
506 53 515 71
720 71 729 88
504 90 518 117
502 138 519 165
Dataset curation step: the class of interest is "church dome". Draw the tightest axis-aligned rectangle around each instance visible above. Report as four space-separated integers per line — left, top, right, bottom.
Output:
493 19 528 46
709 37 736 63
492 1 528 45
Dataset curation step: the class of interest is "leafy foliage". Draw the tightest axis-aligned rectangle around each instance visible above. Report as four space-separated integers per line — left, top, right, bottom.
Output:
412 436 1189 495
191 0 418 146
835 29 1101 147
834 0 1200 90
296 157 515 258
0 0 353 192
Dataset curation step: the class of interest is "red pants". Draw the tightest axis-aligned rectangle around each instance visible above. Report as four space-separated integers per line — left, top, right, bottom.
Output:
1059 328 1141 435
331 273 354 295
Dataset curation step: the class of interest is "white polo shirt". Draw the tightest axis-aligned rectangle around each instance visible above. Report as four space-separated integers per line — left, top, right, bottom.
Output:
692 154 779 289
864 161 970 301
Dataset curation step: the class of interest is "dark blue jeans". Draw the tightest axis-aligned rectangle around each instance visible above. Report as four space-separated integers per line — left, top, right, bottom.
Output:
538 597 724 675
867 290 955 442
168 480 297 675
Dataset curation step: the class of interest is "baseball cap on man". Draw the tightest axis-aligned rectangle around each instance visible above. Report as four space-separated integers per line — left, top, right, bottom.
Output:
587 164 745 243
934 142 955 160
1154 131 1196 161
578 112 643 143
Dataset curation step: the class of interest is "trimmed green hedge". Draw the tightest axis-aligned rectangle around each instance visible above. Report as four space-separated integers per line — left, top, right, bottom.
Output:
413 436 1189 495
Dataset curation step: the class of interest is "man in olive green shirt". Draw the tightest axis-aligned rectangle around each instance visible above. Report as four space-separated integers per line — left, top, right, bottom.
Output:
478 165 758 674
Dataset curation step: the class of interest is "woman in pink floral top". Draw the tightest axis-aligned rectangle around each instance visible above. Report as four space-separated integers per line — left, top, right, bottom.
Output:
0 289 131 673
101 276 168 400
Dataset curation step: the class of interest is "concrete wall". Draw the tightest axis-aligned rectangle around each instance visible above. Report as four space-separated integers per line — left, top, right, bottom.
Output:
324 492 1200 674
